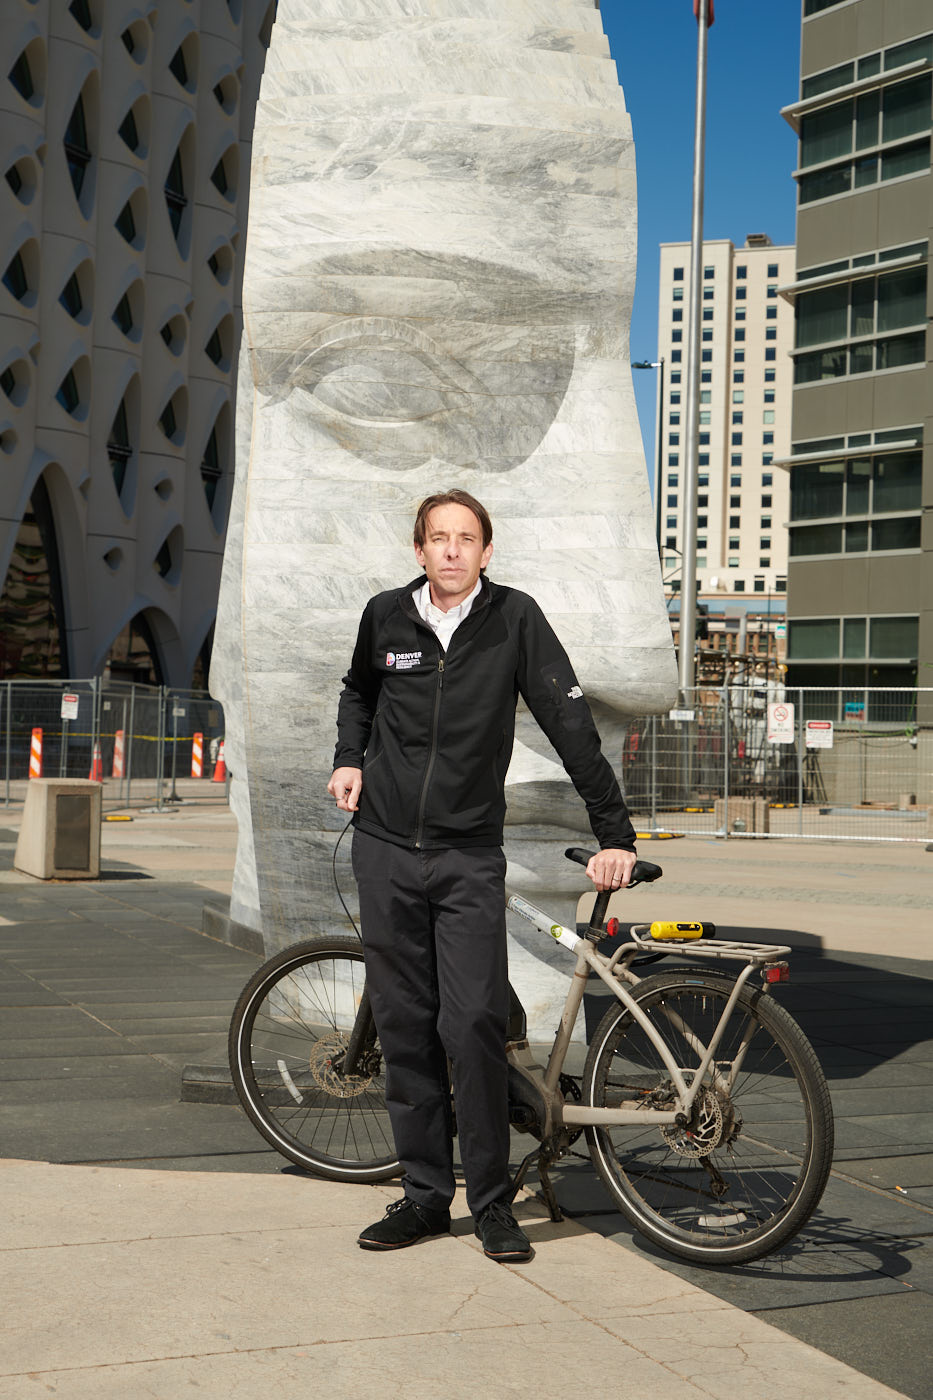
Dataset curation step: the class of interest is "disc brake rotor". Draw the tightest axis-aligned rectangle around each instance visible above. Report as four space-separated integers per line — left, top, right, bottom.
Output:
307 1033 374 1099
660 1086 724 1158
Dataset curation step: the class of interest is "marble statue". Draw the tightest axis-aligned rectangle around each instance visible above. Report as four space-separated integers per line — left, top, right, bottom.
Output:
212 0 678 1037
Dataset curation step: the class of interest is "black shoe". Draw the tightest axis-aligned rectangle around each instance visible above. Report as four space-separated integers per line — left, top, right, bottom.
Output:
358 1197 451 1251
474 1200 533 1263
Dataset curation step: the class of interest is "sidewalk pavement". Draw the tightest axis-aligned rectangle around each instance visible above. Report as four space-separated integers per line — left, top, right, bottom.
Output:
1 802 931 1399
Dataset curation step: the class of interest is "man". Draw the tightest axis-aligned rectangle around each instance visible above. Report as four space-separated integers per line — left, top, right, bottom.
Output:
328 489 637 1263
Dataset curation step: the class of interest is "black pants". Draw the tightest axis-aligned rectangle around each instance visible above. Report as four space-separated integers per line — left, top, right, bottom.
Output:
351 828 511 1216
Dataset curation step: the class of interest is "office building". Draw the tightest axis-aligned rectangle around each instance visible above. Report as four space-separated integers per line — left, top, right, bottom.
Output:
781 0 931 720
0 1 272 685
656 237 795 612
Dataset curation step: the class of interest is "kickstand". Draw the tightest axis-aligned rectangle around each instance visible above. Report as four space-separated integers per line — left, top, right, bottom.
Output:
508 1146 564 1223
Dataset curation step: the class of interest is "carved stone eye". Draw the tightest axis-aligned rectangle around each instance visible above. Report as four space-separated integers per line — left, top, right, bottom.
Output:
309 347 462 424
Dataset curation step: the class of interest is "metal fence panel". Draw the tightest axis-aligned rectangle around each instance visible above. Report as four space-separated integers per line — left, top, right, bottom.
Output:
620 687 933 843
1 680 226 810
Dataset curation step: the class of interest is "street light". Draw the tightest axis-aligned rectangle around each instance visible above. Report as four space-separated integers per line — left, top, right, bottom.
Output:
632 358 664 551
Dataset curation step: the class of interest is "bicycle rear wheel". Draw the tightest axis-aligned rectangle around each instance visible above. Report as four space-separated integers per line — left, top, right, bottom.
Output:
583 970 833 1265
228 936 401 1182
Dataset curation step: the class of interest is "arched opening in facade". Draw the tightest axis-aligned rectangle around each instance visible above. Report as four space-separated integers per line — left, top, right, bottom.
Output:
0 475 68 678
105 612 164 686
190 622 214 691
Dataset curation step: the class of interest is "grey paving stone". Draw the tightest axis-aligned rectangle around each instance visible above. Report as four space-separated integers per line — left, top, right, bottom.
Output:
846 1112 933 1144
0 1098 267 1163
754 1291 933 1400
0 990 70 1006
0 1008 105 1039
0 1063 178 1104
0 1053 176 1084
838 1154 933 1190
828 1085 933 1115
0 1035 143 1062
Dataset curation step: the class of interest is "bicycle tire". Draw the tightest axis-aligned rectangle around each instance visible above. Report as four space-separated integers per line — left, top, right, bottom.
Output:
228 936 402 1182
583 969 833 1265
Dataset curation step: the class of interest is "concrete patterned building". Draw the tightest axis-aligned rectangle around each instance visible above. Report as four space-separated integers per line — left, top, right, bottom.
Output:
0 0 273 685
656 236 795 607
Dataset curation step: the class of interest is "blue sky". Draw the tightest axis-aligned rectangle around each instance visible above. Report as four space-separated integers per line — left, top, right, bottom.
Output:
599 1 803 481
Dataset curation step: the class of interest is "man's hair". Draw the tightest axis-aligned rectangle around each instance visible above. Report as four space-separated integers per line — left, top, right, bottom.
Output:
413 489 493 550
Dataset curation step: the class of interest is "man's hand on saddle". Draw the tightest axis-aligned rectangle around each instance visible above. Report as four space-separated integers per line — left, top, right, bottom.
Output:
586 847 637 892
328 766 363 813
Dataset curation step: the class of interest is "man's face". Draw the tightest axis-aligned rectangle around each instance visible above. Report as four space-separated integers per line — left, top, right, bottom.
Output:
413 504 493 610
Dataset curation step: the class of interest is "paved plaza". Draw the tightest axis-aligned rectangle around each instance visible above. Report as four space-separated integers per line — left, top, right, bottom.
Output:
0 800 930 1398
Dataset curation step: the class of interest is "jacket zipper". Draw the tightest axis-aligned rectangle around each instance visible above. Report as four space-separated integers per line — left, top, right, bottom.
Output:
414 656 445 848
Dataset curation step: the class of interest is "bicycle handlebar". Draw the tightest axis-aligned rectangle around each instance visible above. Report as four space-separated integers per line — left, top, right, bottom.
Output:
564 848 663 939
564 847 663 888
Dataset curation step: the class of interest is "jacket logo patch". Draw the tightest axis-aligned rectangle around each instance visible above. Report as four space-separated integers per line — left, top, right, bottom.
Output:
387 650 422 671
567 685 584 700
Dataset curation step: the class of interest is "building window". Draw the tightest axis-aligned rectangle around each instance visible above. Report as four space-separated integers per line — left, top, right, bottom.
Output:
669 433 679 445
729 537 740 550
669 412 680 424
667 494 677 508
735 286 747 300
763 432 774 445
775 577 786 593
760 536 772 549
671 373 681 383
703 287 714 301
764 369 776 381
730 455 742 467
764 389 775 402
733 390 744 403
735 309 746 321
730 495 741 507
763 473 773 486
733 579 745 591
701 371 712 382
734 328 746 342
704 266 715 279
765 348 777 361
766 328 777 340
761 516 772 528
673 287 684 300
762 493 772 506
699 411 711 425
671 330 683 343
734 350 745 362
730 474 741 487
674 267 684 280
164 148 187 240
798 73 932 205
732 433 743 446
767 263 779 278
701 350 712 362
703 308 714 321
699 433 710 445
671 392 681 404
702 329 713 342
668 454 679 466
672 350 682 362
729 515 741 529
733 371 744 384
732 411 743 424
666 516 677 529
668 473 679 485
763 454 773 465
699 454 710 465
672 309 683 322
700 390 711 403
794 264 927 383
763 410 775 424
754 579 766 592
767 306 777 319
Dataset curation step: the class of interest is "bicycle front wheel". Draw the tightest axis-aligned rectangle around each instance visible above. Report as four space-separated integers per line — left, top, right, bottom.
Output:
583 970 833 1265
228 936 401 1182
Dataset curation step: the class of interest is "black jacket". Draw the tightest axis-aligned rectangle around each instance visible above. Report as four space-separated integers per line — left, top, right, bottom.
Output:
334 574 636 852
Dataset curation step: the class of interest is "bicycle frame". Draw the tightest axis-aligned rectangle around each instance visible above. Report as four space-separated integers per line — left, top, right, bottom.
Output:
506 893 793 1130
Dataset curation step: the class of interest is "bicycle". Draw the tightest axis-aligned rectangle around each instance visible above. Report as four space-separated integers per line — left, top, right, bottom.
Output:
228 848 834 1265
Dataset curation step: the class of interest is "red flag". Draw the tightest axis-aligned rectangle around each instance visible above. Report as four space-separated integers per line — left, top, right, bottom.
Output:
694 0 715 23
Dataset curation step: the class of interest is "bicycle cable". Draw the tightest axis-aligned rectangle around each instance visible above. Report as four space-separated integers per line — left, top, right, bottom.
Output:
332 818 362 938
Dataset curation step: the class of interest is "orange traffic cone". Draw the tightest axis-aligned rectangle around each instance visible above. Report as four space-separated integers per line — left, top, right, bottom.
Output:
89 742 103 781
112 729 125 778
29 728 42 778
211 739 227 782
191 731 204 778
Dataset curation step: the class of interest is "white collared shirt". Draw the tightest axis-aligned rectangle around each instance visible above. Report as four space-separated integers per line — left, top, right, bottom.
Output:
413 577 482 652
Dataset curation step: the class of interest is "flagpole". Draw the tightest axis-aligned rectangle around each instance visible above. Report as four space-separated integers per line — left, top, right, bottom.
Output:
679 0 711 699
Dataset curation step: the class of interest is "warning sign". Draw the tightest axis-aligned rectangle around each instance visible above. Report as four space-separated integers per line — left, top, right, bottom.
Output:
61 693 79 721
767 702 795 744
806 719 833 750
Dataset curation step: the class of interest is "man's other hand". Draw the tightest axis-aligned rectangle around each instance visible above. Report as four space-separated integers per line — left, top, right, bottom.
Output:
586 848 637 892
327 767 363 813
